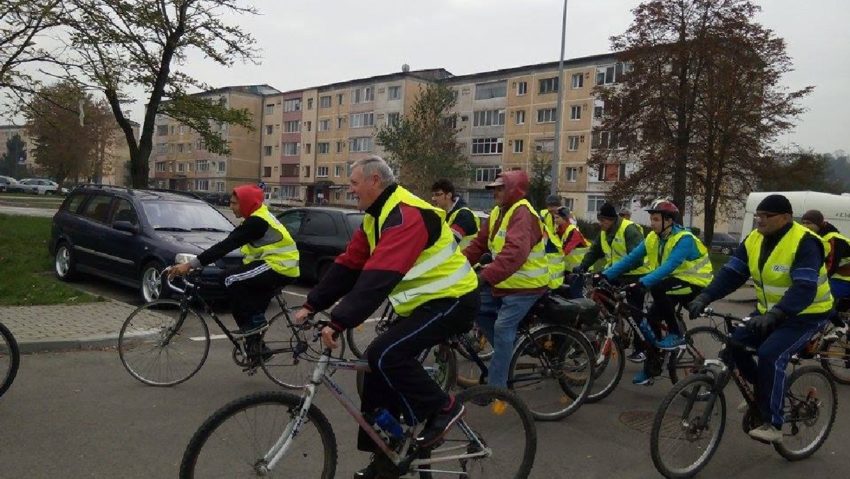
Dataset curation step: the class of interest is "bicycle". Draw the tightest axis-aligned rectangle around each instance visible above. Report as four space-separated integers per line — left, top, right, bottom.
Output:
650 308 837 478
0 320 20 398
179 318 537 479
117 270 344 388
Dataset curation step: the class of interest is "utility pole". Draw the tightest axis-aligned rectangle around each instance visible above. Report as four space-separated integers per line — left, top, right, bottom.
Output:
550 0 569 196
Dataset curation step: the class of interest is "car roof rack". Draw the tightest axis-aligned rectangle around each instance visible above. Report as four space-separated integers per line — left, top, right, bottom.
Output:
144 188 203 200
72 184 135 195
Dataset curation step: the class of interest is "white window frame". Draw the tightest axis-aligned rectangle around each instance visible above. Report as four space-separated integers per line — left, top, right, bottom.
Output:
568 136 580 151
473 109 506 127
387 85 401 100
566 167 578 182
283 142 299 156
515 110 525 125
570 105 581 120
349 137 373 153
537 108 557 123
571 73 584 89
283 120 300 133
517 81 528 96
471 137 504 155
283 99 301 112
349 112 375 128
474 166 501 183
318 119 331 131
316 166 329 178
317 142 330 154
539 77 559 94
319 96 332 108
513 139 524 153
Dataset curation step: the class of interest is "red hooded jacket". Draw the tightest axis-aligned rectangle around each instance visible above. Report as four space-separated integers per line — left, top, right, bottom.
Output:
232 185 264 218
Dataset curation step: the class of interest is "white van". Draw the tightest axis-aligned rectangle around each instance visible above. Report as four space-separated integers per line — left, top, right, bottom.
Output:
741 191 850 239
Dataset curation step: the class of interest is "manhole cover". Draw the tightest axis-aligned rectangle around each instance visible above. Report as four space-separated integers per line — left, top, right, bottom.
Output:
619 409 656 434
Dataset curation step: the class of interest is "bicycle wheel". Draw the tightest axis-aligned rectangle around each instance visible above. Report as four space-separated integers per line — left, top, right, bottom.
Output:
0 322 20 397
455 333 490 389
262 311 346 389
180 391 337 478
583 326 624 403
425 385 536 479
819 336 850 385
456 327 494 361
650 374 726 479
773 366 837 461
507 325 594 421
118 300 210 386
357 343 457 398
671 327 725 383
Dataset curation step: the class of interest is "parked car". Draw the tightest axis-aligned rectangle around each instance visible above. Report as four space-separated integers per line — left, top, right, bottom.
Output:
199 192 231 206
49 185 242 303
12 178 65 195
0 176 18 192
707 232 739 255
276 206 364 282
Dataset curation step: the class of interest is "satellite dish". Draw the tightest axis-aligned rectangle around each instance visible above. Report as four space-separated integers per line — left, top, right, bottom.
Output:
402 64 410 73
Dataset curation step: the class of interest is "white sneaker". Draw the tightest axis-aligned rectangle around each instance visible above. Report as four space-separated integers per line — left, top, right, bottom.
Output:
824 325 848 341
748 424 783 443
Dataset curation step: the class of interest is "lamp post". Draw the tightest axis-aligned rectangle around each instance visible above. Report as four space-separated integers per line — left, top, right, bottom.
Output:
550 0 569 196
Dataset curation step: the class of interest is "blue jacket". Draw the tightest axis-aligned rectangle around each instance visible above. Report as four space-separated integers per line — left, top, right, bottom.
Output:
603 224 701 288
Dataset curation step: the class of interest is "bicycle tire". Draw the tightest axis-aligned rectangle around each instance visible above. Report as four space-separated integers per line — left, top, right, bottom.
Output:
347 306 395 359
583 326 624 403
456 327 494 362
650 374 726 479
0 321 20 397
669 326 725 384
773 365 837 461
507 325 594 421
445 385 536 479
118 299 210 387
180 391 337 479
819 336 850 385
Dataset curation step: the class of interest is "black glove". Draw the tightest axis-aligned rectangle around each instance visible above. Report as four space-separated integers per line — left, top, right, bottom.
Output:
572 266 586 274
591 273 606 287
745 310 783 336
478 253 493 266
625 282 645 295
687 293 711 320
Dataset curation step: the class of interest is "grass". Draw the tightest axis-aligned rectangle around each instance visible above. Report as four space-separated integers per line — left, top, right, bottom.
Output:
0 214 100 306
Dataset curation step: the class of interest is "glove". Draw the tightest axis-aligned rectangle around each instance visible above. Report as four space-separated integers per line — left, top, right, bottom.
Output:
572 266 586 274
745 311 783 336
687 294 711 320
591 273 606 287
625 282 645 295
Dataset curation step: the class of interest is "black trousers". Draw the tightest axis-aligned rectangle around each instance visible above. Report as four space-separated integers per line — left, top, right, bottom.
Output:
358 291 478 452
223 261 291 331
646 277 701 337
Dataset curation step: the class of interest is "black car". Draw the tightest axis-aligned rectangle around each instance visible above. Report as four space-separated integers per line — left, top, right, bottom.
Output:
276 207 364 282
49 185 242 302
707 232 739 255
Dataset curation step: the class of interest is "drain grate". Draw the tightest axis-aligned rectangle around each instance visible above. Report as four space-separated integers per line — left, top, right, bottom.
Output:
619 409 656 434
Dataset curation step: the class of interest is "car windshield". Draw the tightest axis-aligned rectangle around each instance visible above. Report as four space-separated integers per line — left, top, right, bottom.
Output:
346 213 364 232
142 201 234 232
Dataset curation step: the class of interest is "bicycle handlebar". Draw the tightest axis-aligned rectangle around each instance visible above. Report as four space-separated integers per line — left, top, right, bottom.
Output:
162 268 199 295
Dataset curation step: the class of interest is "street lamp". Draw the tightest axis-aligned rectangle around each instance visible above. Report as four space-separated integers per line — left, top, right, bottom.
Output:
550 0 569 196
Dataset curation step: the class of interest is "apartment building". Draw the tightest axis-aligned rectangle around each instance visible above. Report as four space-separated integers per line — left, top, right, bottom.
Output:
150 84 278 193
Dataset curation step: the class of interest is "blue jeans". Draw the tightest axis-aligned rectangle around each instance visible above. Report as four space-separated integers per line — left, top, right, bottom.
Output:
475 286 543 388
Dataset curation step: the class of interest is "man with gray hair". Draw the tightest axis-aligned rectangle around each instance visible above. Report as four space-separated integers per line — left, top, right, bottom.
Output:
294 155 479 475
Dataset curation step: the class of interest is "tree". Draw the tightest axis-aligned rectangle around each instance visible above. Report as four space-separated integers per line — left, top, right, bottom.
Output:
376 83 470 197
0 133 26 177
0 0 62 101
759 150 842 194
527 154 551 211
61 0 260 187
593 0 810 241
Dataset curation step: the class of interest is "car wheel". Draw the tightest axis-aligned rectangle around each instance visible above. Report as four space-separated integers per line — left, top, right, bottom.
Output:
140 261 168 303
721 247 731 255
54 242 78 281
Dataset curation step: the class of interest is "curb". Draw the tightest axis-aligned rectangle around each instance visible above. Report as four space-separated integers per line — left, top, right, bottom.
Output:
18 336 119 354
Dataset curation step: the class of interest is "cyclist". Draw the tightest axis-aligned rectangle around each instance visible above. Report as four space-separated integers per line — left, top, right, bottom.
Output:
801 209 850 338
688 194 833 443
431 178 480 248
539 194 562 236
292 156 478 477
601 199 713 384
554 207 590 298
463 171 555 390
576 202 650 361
168 184 299 362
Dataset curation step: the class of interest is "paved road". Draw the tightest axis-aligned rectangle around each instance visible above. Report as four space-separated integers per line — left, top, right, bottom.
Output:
0 204 56 217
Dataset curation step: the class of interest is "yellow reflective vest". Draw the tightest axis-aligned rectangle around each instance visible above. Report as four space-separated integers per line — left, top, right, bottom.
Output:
644 229 713 291
599 218 651 275
447 206 481 250
561 223 590 270
362 186 477 316
744 222 833 315
823 231 850 282
489 200 554 289
240 204 300 277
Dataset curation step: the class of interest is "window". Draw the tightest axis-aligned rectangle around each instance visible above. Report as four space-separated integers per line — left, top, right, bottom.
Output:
302 212 337 236
218 161 226 173
473 109 506 127
592 131 622 150
349 137 373 152
513 139 524 153
284 120 300 133
535 139 554 153
177 143 184 153
515 110 525 125
196 160 210 172
537 108 557 123
474 81 507 100
474 166 501 183
563 197 575 210
304 165 311 178
263 166 272 177
155 162 166 172
305 121 312 132
265 104 274 115
444 116 457 129
196 139 205 150
195 179 209 191
318 142 330 154
570 105 581 120
177 162 186 173
307 98 313 110
350 112 375 128
566 167 578 182
281 164 299 177
319 96 332 108
571 73 584 89
305 143 312 154
81 195 113 223
280 185 299 198
278 210 305 233
316 166 329 177
619 163 628 180
156 125 168 136
215 181 225 192
156 143 168 154
62 194 86 214
387 112 400 126
471 137 504 155
263 146 273 156
539 77 559 94
283 142 299 156
568 136 580 151
335 164 344 177
318 119 330 131
588 195 607 213
336 141 345 153
594 103 604 119
337 93 344 105
283 99 301 112
596 63 626 85
387 85 401 100
337 117 345 129
517 81 528 95
351 86 374 104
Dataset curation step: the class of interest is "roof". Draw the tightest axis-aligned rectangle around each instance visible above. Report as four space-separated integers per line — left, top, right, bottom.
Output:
442 52 621 84
282 68 453 95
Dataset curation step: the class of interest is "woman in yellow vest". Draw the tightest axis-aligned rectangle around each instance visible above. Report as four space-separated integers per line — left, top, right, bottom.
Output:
801 209 850 338
687 194 833 444
601 199 712 385
168 184 300 363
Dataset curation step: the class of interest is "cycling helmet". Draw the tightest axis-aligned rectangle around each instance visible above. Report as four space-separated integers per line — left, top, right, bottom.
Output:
645 199 679 219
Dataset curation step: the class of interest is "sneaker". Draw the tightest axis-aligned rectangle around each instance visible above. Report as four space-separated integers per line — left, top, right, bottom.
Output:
824 325 848 341
626 350 647 363
656 333 685 350
416 396 465 447
748 423 783 443
246 336 273 362
352 454 394 479
632 370 654 385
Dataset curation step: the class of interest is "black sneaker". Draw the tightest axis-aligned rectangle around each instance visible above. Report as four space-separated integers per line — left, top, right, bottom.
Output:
246 336 273 363
416 397 465 448
353 454 395 479
353 461 379 479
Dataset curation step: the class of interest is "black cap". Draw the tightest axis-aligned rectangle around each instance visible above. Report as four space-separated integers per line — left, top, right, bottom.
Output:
756 194 792 215
556 207 571 219
545 194 561 206
598 203 618 219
